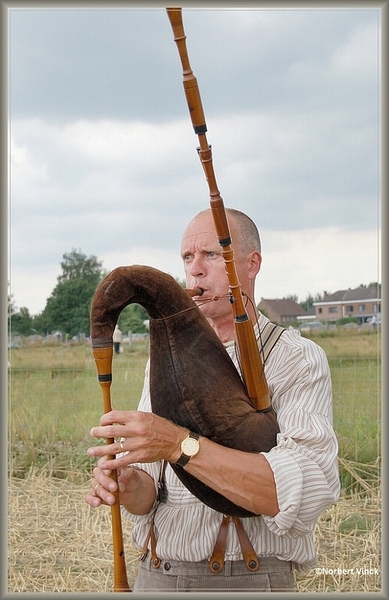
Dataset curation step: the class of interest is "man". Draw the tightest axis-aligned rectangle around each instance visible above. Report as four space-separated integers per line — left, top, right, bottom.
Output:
112 324 122 355
85 208 340 592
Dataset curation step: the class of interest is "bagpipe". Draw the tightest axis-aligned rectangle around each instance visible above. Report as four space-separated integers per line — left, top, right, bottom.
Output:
89 8 280 591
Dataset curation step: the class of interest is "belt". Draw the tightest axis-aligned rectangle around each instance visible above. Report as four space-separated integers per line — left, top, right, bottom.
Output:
139 556 293 577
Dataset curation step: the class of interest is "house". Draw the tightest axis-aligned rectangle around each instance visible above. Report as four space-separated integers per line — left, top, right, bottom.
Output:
297 306 316 323
313 285 381 324
258 298 308 326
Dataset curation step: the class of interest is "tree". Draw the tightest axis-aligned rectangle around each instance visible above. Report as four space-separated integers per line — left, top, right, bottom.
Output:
7 293 16 335
8 291 16 317
119 304 149 334
300 292 323 312
286 294 298 303
8 292 34 337
36 249 106 337
57 249 105 284
10 307 33 337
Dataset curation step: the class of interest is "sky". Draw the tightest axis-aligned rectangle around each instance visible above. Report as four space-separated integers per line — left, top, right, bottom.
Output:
7 4 382 317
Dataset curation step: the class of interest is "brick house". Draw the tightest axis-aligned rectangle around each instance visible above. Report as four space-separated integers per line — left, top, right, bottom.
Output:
258 298 308 326
313 285 381 324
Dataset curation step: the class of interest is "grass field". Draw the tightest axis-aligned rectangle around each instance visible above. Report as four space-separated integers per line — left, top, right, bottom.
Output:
7 329 382 593
8 329 381 485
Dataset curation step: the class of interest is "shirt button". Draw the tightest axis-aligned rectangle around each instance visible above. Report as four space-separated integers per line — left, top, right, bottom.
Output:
164 562 171 571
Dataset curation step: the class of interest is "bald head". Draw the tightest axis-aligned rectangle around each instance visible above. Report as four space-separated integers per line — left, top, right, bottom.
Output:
187 208 261 256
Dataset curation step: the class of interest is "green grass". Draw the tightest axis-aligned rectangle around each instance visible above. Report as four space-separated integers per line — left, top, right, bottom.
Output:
330 357 381 461
8 331 381 490
8 344 149 481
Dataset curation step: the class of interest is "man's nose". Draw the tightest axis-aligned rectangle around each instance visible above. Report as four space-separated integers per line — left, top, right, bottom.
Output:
188 256 205 278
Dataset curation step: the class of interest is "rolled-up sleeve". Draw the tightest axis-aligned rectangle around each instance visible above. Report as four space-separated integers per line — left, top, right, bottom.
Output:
261 331 341 538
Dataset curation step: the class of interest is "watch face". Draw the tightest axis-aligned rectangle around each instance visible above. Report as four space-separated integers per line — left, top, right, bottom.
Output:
182 436 199 457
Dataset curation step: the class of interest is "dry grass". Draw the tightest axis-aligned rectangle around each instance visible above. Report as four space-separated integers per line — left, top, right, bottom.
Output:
8 461 381 593
8 469 139 593
295 459 381 593
7 333 381 592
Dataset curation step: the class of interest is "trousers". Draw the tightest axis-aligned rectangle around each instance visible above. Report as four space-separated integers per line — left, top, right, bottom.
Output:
134 556 295 592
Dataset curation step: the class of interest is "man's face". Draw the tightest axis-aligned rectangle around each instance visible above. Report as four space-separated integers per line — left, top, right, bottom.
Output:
181 212 247 321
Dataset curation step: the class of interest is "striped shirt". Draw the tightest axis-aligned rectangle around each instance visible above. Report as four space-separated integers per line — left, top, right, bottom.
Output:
122 314 340 571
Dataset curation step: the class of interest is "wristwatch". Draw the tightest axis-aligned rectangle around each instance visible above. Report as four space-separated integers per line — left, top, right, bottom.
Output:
175 431 200 467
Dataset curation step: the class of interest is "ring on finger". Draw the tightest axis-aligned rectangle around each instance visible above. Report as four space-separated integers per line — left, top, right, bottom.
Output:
119 439 125 451
94 482 102 494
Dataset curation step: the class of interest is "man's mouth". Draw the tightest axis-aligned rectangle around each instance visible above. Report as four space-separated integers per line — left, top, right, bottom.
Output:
186 287 205 298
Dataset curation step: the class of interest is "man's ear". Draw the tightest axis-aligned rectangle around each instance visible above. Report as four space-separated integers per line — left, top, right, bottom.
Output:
248 251 261 279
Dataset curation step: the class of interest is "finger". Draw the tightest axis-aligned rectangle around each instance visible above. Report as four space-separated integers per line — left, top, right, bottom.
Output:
87 442 119 459
94 482 103 495
93 464 117 488
91 477 117 505
99 447 138 472
117 465 139 493
86 476 106 506
85 491 102 507
99 409 136 426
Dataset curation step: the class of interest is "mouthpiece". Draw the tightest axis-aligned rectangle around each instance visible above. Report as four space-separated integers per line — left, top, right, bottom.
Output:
186 287 204 297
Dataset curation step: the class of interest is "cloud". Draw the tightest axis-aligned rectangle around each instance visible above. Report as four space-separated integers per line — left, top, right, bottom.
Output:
9 225 379 317
259 227 380 302
8 7 380 317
